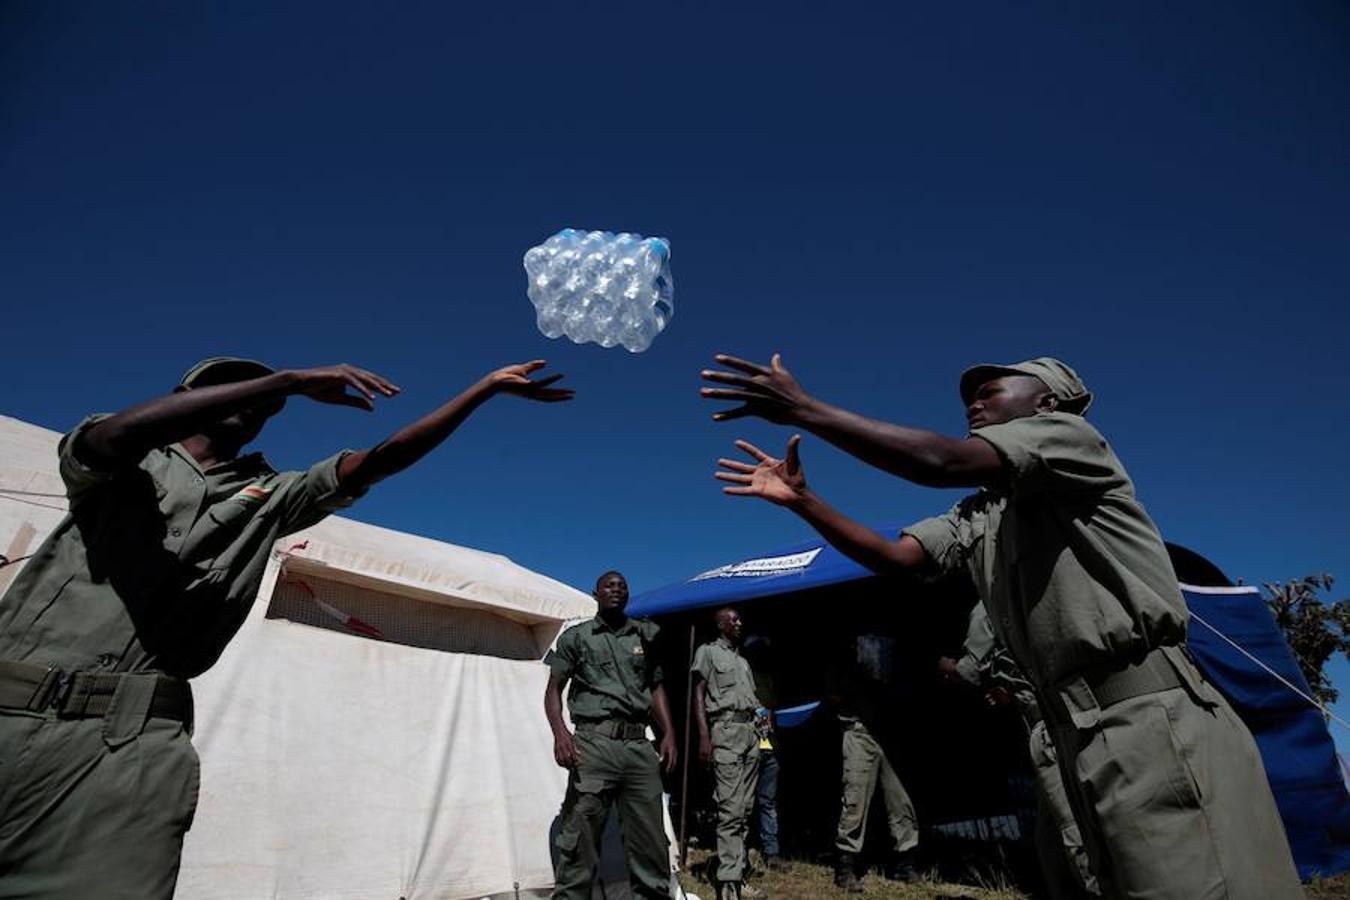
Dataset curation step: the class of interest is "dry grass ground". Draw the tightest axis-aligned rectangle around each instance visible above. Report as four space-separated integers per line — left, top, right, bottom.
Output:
675 847 1350 899
675 847 1028 900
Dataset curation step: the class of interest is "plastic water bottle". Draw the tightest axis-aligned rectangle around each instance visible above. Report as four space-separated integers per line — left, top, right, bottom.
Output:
523 228 674 353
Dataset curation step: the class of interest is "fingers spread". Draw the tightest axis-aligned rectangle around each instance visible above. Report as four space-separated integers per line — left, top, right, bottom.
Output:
711 406 754 422
734 439 774 462
714 471 753 484
713 353 771 376
353 367 400 395
342 373 376 400
699 387 761 402
700 369 756 388
716 458 757 473
329 392 375 412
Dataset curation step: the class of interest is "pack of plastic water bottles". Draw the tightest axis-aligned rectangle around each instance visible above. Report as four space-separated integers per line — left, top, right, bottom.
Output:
523 229 674 352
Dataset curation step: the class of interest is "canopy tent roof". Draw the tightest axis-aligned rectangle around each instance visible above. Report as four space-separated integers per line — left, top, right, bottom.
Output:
628 527 898 618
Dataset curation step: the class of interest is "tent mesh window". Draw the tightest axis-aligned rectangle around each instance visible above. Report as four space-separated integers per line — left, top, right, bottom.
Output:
265 574 542 660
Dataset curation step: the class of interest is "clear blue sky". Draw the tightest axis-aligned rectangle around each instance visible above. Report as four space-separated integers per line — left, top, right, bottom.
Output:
4 3 1348 745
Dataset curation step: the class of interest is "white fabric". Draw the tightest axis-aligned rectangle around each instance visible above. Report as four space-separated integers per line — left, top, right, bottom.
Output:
180 561 574 899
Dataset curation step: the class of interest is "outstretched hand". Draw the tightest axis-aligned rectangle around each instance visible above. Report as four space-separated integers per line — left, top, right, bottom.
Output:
292 364 401 411
485 360 575 403
700 352 812 424
715 435 808 506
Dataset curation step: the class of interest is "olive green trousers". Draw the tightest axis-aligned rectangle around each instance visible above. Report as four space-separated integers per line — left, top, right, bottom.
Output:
709 719 759 882
0 709 198 899
552 730 670 899
834 719 918 856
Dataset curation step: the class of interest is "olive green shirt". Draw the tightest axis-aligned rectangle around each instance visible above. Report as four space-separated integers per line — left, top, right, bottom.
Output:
904 412 1188 690
0 415 365 678
549 615 662 723
692 636 759 719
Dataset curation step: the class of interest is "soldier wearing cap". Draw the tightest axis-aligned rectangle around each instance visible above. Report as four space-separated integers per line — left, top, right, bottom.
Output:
0 355 573 899
692 607 761 900
702 352 1302 900
546 570 678 900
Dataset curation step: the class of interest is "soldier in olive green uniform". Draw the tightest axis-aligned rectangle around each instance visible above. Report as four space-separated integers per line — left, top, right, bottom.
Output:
546 571 678 900
704 352 1302 900
0 355 573 899
941 603 1099 899
692 607 761 899
826 633 919 891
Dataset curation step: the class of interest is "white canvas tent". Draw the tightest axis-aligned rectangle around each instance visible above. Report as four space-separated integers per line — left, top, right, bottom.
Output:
0 415 679 900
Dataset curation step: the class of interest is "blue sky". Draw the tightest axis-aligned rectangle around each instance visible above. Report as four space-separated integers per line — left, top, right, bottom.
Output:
4 3 1348 745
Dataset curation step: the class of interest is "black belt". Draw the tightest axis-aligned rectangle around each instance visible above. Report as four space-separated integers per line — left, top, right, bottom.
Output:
575 719 650 740
712 709 755 724
0 660 192 723
1079 648 1184 709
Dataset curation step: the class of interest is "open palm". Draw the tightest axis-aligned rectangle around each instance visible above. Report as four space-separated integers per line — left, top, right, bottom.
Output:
715 436 807 506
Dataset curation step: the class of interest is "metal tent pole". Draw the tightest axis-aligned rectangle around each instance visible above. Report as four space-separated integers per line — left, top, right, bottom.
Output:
677 622 696 868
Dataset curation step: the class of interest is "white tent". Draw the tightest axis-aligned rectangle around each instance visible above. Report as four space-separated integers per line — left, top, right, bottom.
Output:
0 415 678 900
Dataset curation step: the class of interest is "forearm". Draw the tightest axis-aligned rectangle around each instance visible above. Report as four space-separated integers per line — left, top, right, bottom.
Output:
788 488 923 575
341 378 494 488
651 685 676 738
694 684 711 743
544 682 571 738
83 372 299 463
796 399 976 487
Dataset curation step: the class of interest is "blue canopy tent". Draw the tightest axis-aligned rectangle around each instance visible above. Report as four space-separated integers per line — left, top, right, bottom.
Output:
631 527 1350 881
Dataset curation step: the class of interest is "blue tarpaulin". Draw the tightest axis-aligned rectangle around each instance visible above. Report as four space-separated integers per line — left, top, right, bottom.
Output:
631 530 1350 880
1184 585 1350 880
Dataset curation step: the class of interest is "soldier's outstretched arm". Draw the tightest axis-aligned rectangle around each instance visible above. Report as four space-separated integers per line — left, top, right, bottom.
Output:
79 363 400 466
700 352 1001 488
714 435 927 576
336 361 573 492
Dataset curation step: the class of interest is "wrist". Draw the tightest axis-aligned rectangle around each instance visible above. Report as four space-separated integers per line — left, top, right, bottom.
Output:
274 369 306 395
784 486 818 513
792 394 828 428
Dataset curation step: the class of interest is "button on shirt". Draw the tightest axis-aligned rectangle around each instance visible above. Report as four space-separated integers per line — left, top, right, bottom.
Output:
549 616 662 723
0 415 365 678
692 637 759 718
902 412 1188 690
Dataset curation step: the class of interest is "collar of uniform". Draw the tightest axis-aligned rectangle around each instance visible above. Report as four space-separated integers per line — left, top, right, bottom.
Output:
715 636 738 653
591 615 637 635
167 443 272 478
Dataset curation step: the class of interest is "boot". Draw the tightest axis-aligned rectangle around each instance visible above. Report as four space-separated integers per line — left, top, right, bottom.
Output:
715 880 742 900
834 852 863 893
885 848 921 883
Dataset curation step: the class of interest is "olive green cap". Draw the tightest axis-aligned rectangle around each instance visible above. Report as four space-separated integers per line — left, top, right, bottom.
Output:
959 357 1093 414
179 357 276 388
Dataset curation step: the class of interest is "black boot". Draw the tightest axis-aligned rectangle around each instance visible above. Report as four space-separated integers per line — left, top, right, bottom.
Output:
834 852 863 893
885 848 920 883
